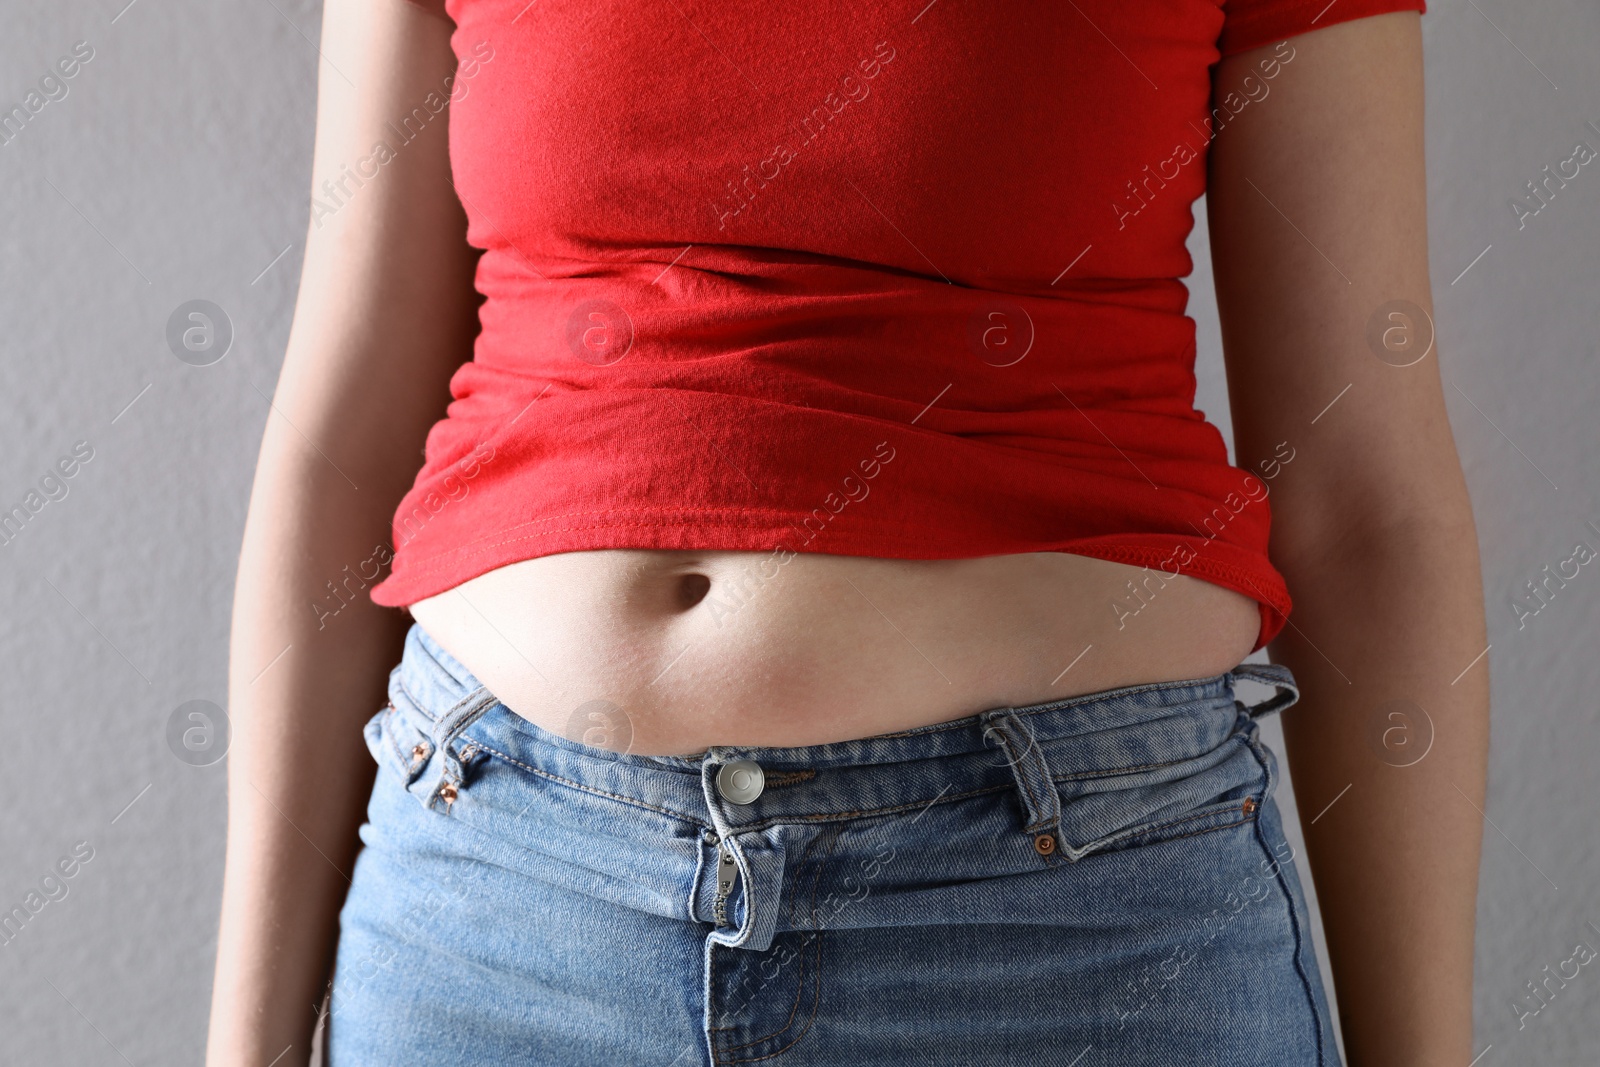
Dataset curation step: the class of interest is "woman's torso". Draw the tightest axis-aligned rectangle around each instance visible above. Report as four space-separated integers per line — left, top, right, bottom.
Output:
394 0 1281 753
407 550 1259 756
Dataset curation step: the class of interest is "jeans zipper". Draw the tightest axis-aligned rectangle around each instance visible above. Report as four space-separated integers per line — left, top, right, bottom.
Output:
714 842 739 928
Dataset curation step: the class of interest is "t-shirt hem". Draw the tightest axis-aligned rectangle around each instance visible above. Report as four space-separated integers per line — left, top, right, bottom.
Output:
1219 0 1426 58
368 511 1292 652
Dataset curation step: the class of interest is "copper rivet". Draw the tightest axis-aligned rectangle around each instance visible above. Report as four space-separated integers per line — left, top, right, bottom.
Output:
411 742 427 761
439 782 458 804
1034 833 1057 856
1242 797 1258 816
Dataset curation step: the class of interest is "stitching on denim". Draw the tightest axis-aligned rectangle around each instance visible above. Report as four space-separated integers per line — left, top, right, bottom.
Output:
709 827 830 1038
714 828 825 1044
1006 681 1231 720
1060 811 1258 860
379 705 412 779
996 721 1048 831
478 739 1017 832
435 689 499 786
709 926 725 1058
1060 736 1257 857
759 783 1014 830
1086 804 1257 855
471 741 705 825
686 682 1236 775
1136 812 1256 846
395 673 437 725
763 769 817 787
1048 748 1213 783
724 825 841 1062
436 686 496 741
714 731 1251 833
471 737 1255 847
379 703 435 785
1245 737 1327 1067
908 718 1245 788
863 678 1231 744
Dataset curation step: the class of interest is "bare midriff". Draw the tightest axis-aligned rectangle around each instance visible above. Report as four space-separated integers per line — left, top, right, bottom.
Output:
405 549 1261 757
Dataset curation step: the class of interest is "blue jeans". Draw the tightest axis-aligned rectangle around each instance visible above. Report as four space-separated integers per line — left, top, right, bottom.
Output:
328 622 1339 1065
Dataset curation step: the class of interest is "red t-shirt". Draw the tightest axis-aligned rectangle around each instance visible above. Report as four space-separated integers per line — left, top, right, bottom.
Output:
369 0 1425 650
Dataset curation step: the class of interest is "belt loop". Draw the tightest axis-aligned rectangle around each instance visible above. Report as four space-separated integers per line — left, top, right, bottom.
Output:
424 685 500 809
1227 662 1300 719
979 708 1064 863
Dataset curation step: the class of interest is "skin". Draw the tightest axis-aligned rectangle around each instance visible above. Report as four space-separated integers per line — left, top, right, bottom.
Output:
1210 15 1486 1067
206 3 1486 1065
407 547 1260 755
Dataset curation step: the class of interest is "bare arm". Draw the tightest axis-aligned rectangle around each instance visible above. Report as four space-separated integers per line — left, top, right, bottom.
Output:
206 2 479 1062
1209 14 1487 1066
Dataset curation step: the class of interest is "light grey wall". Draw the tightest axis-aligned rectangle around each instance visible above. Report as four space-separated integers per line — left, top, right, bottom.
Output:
0 1 1593 1062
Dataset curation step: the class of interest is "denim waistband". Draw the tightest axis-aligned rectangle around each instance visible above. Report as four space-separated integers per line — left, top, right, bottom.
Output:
380 621 1301 952
388 621 1298 828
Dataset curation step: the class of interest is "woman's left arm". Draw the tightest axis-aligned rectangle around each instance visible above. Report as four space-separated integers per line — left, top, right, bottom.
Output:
1207 12 1488 1066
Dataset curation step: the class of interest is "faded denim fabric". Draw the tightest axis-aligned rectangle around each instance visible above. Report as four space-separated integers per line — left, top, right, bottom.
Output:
328 622 1337 1066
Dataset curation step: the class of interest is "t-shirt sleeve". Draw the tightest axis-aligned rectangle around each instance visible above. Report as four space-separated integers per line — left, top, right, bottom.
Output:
1218 0 1426 57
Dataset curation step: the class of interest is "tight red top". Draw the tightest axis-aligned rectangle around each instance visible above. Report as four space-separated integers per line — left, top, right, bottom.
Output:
367 0 1425 650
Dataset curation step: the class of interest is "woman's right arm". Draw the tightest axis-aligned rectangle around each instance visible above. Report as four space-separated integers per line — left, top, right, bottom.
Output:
206 2 479 1062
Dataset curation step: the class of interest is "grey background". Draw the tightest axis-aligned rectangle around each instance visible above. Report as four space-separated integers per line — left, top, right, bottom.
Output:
0 0 1594 1062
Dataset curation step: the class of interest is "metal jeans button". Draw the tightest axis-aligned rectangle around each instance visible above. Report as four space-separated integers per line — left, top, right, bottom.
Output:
716 759 765 804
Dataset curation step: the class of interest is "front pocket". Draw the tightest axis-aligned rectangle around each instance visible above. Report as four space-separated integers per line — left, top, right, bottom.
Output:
1050 731 1268 860
365 700 436 786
